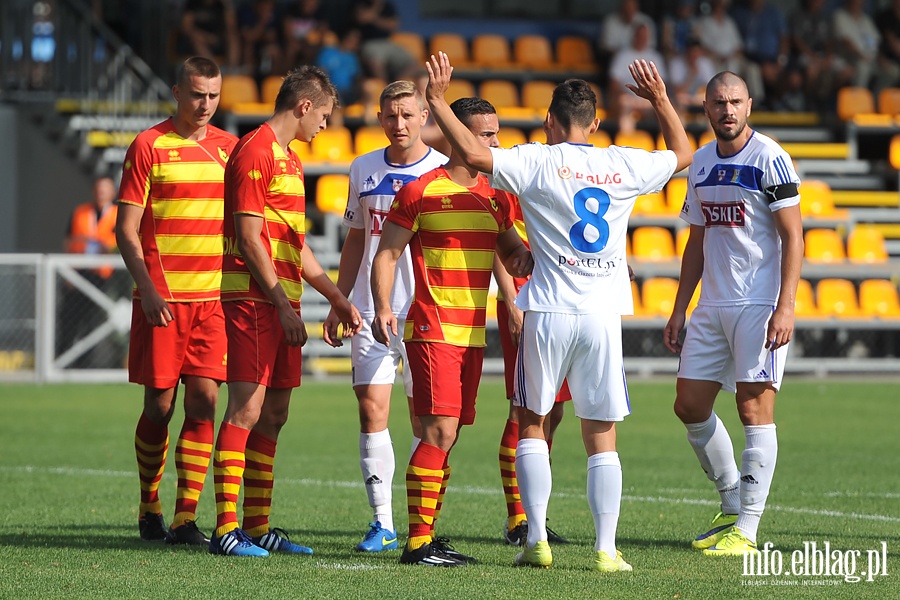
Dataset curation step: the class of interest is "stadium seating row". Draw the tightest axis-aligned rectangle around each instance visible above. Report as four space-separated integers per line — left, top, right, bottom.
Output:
630 277 900 319
837 86 900 121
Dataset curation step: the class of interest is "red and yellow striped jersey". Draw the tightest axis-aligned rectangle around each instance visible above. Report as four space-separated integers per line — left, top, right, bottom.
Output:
118 119 237 302
388 167 514 347
221 123 307 310
496 195 530 301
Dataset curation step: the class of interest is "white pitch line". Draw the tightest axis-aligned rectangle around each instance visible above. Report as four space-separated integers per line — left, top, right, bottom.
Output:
3 465 899 523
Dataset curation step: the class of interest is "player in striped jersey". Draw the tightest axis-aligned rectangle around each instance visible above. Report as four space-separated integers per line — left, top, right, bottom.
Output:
209 66 362 557
425 54 692 571
322 80 447 553
372 97 532 567
663 72 803 557
116 56 238 546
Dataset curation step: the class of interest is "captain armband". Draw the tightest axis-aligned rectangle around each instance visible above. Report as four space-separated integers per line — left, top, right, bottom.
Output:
764 183 798 203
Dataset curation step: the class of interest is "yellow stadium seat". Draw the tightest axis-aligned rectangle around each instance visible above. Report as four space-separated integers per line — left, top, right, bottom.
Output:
890 134 900 170
555 35 596 71
878 87 900 115
627 280 644 317
847 226 888 263
391 31 426 64
642 277 679 317
799 180 847 218
471 34 514 69
445 79 476 104
615 130 656 152
429 33 470 68
219 74 259 111
816 278 860 318
513 34 555 70
315 174 350 216
631 226 675 260
261 75 283 105
588 81 604 111
794 279 818 317
633 192 667 216
666 178 688 214
588 129 612 148
498 126 527 148
287 138 312 161
310 127 354 162
675 227 690 257
529 127 546 143
859 279 900 318
698 129 716 147
480 79 520 109
804 229 846 263
521 80 556 110
686 282 701 317
837 86 875 121
657 131 698 153
354 125 386 157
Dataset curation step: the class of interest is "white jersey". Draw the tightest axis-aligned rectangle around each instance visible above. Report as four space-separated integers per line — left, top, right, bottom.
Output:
343 147 447 317
490 142 677 315
681 131 800 306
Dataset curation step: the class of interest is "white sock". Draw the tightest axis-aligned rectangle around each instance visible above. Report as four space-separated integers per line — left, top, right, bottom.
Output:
736 424 778 543
359 429 395 532
515 438 551 548
685 412 740 514
587 451 621 556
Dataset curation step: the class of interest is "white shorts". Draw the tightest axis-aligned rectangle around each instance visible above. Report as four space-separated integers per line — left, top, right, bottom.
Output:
351 317 413 396
513 311 631 422
678 304 788 393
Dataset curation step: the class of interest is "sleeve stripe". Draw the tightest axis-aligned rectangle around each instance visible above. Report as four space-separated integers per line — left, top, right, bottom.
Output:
774 155 790 185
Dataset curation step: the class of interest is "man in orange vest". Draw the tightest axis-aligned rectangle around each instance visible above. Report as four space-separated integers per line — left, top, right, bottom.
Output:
66 176 119 257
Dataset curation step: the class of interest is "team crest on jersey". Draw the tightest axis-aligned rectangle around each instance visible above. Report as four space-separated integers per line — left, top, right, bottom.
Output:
278 160 287 173
248 169 262 180
718 168 741 184
218 147 229 162
363 175 376 189
392 179 404 192
489 197 498 211
557 165 572 179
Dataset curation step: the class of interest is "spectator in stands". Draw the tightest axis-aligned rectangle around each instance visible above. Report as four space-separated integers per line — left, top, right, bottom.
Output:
731 0 790 108
661 0 698 59
316 28 363 110
66 176 118 258
876 0 900 89
668 37 716 119
607 22 666 132
833 0 892 89
178 0 240 68
694 0 765 104
237 0 283 78
281 0 329 68
599 0 656 62
790 0 853 110
351 0 415 82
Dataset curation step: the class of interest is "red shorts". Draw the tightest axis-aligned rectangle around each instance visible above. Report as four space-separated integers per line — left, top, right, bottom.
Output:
497 300 571 403
406 342 484 425
223 300 302 389
128 299 227 389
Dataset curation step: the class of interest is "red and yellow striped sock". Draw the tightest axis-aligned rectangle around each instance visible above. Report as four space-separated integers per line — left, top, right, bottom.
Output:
135 412 168 516
171 417 213 529
212 422 250 538
431 462 451 537
406 442 445 550
500 419 526 530
241 430 276 538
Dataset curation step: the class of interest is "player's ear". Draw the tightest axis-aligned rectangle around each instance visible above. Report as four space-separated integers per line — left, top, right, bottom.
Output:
588 118 600 134
172 84 180 103
746 97 752 118
295 98 313 118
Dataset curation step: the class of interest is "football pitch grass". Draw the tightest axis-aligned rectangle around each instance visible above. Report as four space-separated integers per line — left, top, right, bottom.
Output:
0 378 897 599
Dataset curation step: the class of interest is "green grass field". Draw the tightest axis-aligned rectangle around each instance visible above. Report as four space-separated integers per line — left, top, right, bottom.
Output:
0 379 897 599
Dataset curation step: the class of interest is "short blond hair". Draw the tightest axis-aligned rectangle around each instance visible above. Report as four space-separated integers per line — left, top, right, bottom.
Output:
379 80 424 111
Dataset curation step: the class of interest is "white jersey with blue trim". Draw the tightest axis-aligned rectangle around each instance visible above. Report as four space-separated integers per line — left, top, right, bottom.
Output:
681 131 800 307
343 146 448 317
490 142 677 315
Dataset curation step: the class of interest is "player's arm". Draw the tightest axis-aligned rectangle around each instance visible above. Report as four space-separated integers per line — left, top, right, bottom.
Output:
492 250 524 347
424 52 494 174
496 227 533 279
768 203 804 350
323 226 365 344
301 243 362 347
235 212 307 347
370 221 414 346
115 203 173 327
626 59 693 173
663 224 705 353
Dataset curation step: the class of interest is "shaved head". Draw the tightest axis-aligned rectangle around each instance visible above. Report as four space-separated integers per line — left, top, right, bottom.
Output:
706 71 749 101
